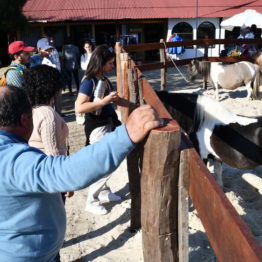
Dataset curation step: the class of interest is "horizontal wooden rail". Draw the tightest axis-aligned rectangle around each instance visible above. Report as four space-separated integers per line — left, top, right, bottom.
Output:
123 38 262 53
135 56 254 72
188 147 262 262
128 57 181 132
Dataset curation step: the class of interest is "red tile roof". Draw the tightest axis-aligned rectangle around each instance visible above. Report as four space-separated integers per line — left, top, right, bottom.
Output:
23 0 262 22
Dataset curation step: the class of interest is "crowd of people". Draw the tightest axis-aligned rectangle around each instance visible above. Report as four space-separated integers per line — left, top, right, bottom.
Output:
222 24 261 57
0 36 162 261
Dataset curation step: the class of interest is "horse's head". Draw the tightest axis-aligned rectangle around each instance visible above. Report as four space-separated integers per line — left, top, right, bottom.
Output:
187 60 199 81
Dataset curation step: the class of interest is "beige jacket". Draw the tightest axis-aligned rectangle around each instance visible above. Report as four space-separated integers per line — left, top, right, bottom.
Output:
29 105 69 156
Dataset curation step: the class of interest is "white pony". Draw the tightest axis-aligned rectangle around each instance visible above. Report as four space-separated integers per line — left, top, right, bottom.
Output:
187 60 260 100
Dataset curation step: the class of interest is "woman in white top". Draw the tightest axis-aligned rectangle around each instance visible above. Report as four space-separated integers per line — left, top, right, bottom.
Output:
80 40 94 71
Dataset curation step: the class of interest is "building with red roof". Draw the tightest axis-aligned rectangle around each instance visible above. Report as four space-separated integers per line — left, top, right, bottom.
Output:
19 0 262 59
22 0 262 22
1 0 261 64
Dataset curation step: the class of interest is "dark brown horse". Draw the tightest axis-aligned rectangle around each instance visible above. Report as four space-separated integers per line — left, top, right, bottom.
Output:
157 91 262 186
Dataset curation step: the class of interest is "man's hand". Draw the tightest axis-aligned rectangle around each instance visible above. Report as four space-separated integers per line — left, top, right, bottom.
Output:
126 105 161 143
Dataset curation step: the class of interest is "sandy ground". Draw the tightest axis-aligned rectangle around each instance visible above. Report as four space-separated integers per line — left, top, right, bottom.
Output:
60 67 262 262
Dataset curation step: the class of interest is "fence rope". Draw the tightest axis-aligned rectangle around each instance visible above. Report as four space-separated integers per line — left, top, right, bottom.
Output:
162 41 190 83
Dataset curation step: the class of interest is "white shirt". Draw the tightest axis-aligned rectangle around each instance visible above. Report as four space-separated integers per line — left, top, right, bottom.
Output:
80 53 92 71
245 32 254 39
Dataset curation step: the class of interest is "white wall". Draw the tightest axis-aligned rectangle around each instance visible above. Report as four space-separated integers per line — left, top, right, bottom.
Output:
167 18 223 59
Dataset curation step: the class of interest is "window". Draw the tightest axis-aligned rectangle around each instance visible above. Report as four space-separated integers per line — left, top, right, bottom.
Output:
172 22 193 48
197 21 215 39
197 22 216 48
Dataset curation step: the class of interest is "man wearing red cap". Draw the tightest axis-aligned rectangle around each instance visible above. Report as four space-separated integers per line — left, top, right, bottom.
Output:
6 41 34 88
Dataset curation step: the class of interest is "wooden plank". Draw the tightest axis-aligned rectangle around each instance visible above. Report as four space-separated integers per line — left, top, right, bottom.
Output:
115 42 123 118
188 148 262 262
135 61 181 262
138 75 144 106
126 144 142 231
123 38 262 52
178 149 190 262
115 42 122 97
135 56 255 72
126 68 142 231
160 39 167 90
141 78 178 127
120 52 129 122
141 127 181 262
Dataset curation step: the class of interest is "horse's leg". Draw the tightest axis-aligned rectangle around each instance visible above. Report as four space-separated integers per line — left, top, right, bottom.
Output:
212 81 219 101
213 159 223 187
203 77 208 89
246 81 252 100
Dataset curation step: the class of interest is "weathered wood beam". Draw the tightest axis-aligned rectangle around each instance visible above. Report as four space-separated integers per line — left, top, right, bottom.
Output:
123 39 262 52
188 148 262 262
160 39 167 90
135 56 254 72
178 149 190 262
141 126 181 262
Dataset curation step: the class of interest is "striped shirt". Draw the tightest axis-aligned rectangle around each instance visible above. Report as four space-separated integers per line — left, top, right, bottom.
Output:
6 61 26 88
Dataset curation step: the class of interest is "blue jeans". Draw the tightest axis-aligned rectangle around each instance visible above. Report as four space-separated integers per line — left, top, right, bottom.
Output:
64 69 80 92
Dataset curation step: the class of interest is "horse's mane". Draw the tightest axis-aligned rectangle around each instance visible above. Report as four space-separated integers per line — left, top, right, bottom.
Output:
195 95 258 131
197 61 211 79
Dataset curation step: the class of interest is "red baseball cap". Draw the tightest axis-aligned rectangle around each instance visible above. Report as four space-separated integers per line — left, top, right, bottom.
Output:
8 41 35 54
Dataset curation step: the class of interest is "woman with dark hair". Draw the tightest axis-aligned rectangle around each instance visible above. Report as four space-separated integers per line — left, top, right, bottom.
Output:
80 40 95 72
23 65 74 195
23 65 73 261
75 45 130 215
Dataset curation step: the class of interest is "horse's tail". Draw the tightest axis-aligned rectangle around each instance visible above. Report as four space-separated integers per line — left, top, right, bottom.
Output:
252 67 260 100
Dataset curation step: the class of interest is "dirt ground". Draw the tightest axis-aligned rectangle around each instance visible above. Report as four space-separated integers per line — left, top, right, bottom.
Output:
60 67 262 262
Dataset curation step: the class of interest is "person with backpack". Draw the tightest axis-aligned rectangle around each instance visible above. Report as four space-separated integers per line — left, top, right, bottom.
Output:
2 41 34 88
75 45 131 215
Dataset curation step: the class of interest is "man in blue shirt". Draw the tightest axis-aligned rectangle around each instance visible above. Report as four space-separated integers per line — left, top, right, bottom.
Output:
30 38 57 68
62 39 80 94
0 85 160 262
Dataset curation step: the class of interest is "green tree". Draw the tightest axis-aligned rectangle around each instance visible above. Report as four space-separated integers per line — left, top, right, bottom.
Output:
0 0 28 32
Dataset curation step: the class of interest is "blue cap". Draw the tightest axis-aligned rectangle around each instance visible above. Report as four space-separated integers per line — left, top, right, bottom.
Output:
37 38 53 51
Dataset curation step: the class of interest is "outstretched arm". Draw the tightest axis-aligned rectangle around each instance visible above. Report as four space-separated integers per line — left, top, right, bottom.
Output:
9 105 161 193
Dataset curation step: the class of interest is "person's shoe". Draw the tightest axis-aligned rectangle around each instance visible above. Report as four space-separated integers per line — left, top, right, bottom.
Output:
85 202 108 215
98 191 121 202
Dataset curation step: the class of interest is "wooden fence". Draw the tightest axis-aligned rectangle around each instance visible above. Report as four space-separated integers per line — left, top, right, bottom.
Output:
124 38 262 90
115 39 262 262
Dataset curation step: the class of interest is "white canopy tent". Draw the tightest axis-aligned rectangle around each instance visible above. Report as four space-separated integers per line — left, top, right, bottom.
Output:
221 9 262 31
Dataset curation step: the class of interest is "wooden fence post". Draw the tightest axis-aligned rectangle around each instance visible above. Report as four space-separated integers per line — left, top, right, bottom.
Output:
141 129 180 262
126 68 142 231
115 42 125 118
160 39 167 90
203 35 209 89
120 52 129 122
178 149 190 262
115 42 122 97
